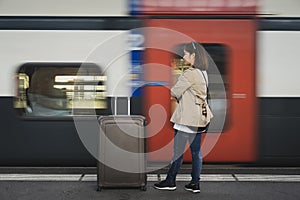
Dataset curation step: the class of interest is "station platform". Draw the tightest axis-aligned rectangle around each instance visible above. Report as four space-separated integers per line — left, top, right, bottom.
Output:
1 164 300 175
0 165 300 200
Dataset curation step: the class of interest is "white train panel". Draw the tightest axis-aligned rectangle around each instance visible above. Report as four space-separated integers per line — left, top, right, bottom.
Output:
257 31 300 97
0 30 131 97
0 0 128 16
261 0 300 17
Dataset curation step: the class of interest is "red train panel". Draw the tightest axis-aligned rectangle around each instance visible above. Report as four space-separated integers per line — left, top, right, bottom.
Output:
144 19 257 162
131 0 258 15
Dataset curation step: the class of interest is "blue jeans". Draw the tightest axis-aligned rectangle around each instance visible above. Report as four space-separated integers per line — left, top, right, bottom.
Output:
166 129 202 184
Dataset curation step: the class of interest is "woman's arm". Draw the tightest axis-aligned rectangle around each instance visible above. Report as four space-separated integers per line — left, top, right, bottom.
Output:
170 73 192 100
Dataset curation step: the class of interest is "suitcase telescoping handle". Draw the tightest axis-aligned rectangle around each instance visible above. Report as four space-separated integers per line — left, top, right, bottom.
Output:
114 96 131 115
127 97 130 115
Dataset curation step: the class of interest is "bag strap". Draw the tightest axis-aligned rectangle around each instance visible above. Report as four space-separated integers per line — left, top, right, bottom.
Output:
200 70 208 88
197 69 209 103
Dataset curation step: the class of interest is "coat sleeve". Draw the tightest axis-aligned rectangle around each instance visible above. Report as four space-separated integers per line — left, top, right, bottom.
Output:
171 73 192 100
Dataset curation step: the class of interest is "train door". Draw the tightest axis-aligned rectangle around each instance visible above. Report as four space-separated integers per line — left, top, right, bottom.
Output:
144 18 257 163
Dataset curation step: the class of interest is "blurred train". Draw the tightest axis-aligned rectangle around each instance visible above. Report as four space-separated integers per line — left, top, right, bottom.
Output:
0 0 300 166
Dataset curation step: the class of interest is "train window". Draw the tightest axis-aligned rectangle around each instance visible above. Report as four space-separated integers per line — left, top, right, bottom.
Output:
172 43 228 132
14 63 107 118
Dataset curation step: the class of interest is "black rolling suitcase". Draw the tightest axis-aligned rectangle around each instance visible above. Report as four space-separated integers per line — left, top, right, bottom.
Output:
97 97 147 191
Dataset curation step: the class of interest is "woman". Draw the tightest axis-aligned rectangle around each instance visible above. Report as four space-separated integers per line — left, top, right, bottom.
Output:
154 42 213 193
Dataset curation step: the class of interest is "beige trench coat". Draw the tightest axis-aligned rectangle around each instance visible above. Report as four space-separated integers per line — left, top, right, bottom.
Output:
170 68 213 127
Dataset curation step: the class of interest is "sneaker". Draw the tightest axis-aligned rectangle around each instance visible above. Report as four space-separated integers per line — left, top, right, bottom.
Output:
153 180 176 191
184 182 200 193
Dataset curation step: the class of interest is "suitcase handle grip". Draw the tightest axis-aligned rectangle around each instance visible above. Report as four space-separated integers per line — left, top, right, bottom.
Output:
114 96 131 115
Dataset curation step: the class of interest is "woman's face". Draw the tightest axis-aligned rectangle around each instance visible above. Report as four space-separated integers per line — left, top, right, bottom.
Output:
183 50 195 66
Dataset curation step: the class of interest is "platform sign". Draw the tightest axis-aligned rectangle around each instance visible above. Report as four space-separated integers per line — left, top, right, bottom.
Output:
129 29 144 97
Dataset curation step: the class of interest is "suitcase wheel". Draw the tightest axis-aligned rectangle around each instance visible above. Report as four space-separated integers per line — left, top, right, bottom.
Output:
141 186 147 191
